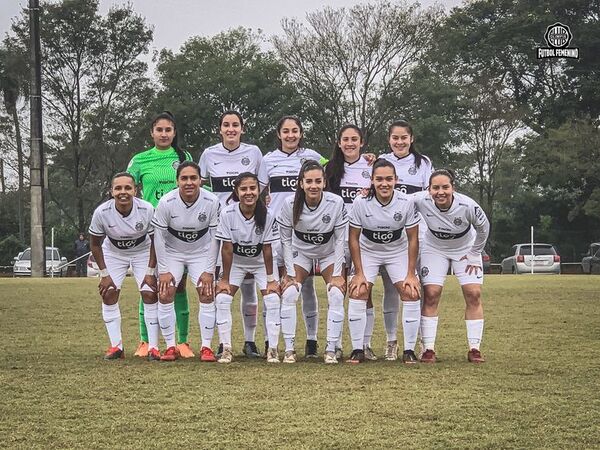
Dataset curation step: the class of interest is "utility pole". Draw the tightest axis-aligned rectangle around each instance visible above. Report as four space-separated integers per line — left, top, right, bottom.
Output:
29 0 45 277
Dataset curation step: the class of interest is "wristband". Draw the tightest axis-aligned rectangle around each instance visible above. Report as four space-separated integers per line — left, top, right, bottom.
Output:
267 274 276 283
99 268 109 278
146 267 156 276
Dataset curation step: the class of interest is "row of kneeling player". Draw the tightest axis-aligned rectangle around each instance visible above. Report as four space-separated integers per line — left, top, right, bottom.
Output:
91 158 489 364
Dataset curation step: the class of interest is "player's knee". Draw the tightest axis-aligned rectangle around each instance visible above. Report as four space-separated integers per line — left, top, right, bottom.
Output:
216 292 233 310
102 289 119 305
282 285 299 306
141 291 157 304
463 287 482 307
263 293 280 310
327 285 345 307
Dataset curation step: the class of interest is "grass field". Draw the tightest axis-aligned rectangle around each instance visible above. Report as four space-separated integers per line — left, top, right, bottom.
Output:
1 275 600 449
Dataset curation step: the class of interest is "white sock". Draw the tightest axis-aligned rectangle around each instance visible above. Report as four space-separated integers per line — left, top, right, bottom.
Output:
382 274 399 341
326 285 345 352
240 279 258 342
420 315 439 351
402 301 421 351
102 303 122 349
143 302 159 350
216 293 233 347
281 285 300 351
157 302 176 348
348 299 367 351
466 319 484 350
364 307 375 347
263 293 281 349
301 276 319 340
199 302 216 348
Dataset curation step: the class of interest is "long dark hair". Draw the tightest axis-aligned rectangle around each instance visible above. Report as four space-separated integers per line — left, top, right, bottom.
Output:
151 111 186 163
228 172 267 230
325 124 364 194
388 120 427 169
293 160 325 227
367 158 396 200
276 115 304 151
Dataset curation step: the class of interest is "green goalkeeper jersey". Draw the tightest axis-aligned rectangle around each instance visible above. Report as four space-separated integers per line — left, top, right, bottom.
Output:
127 146 193 208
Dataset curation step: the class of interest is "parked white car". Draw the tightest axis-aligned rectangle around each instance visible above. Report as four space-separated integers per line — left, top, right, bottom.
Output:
500 243 561 274
13 247 68 277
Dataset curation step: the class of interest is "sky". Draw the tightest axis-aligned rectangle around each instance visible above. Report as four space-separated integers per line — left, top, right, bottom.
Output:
0 0 463 58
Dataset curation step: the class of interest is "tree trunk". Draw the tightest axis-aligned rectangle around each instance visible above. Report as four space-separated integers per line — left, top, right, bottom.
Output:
10 105 25 242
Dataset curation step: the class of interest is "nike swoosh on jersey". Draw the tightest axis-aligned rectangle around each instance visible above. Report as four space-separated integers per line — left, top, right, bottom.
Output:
170 215 179 218
213 161 224 165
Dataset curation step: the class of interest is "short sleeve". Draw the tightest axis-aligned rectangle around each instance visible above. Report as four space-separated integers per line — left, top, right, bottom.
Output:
335 200 348 228
257 159 269 187
126 155 141 184
277 198 293 229
263 213 279 243
405 197 419 229
209 200 220 228
152 198 169 229
348 198 363 228
215 209 231 241
88 208 105 236
198 150 209 179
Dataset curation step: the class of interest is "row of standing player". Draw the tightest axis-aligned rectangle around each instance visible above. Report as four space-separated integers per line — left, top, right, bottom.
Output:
92 111 489 363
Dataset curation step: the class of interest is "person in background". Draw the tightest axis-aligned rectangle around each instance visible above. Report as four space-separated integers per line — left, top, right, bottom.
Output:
74 232 90 277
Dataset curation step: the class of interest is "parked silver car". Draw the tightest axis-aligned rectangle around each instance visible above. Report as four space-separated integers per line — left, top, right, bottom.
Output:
581 243 600 274
500 243 561 274
13 247 68 277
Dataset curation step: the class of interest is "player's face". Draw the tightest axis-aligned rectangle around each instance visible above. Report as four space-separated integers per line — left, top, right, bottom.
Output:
339 128 362 161
277 119 303 152
111 176 136 207
300 168 325 203
372 166 396 200
236 178 259 207
220 114 243 149
388 126 413 158
177 167 201 199
429 175 454 209
151 119 176 150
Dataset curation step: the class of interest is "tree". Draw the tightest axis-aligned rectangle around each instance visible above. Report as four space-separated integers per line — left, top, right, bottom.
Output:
0 42 29 241
8 0 154 232
273 0 443 150
155 28 303 155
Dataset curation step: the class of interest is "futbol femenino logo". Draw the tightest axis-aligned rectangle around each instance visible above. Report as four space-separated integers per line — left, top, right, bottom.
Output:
537 22 579 59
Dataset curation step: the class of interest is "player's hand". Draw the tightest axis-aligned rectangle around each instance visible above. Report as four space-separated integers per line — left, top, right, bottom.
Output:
264 193 272 208
266 279 280 295
199 272 214 298
349 273 368 297
216 278 231 295
141 274 157 292
159 272 175 298
401 273 421 300
362 153 377 166
281 274 299 292
329 275 346 293
460 254 482 276
98 274 117 297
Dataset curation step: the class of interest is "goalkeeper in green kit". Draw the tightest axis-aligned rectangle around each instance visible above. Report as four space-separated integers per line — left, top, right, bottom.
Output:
126 111 196 358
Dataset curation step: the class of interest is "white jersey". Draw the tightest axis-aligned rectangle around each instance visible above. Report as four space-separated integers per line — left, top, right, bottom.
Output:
333 157 372 217
349 190 419 254
152 188 220 255
88 197 154 255
215 203 279 264
257 147 325 215
413 191 489 260
277 191 347 261
378 152 433 194
199 142 263 206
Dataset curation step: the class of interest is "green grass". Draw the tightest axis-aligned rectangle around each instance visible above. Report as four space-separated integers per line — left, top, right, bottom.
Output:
1 275 600 449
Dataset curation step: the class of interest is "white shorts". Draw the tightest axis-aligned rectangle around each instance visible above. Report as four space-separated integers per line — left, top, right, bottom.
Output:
361 249 409 285
419 252 483 286
104 249 152 292
166 254 212 288
224 255 278 290
293 248 335 275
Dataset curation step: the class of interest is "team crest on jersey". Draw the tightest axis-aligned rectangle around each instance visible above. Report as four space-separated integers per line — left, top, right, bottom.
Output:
393 212 403 222
255 226 264 235
453 217 463 226
135 221 144 231
198 212 207 222
322 214 331 224
362 170 370 179
421 266 429 277
408 165 417 175
172 160 180 170
241 157 251 166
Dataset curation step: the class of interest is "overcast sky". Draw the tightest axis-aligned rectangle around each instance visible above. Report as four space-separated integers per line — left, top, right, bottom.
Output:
1 0 463 58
